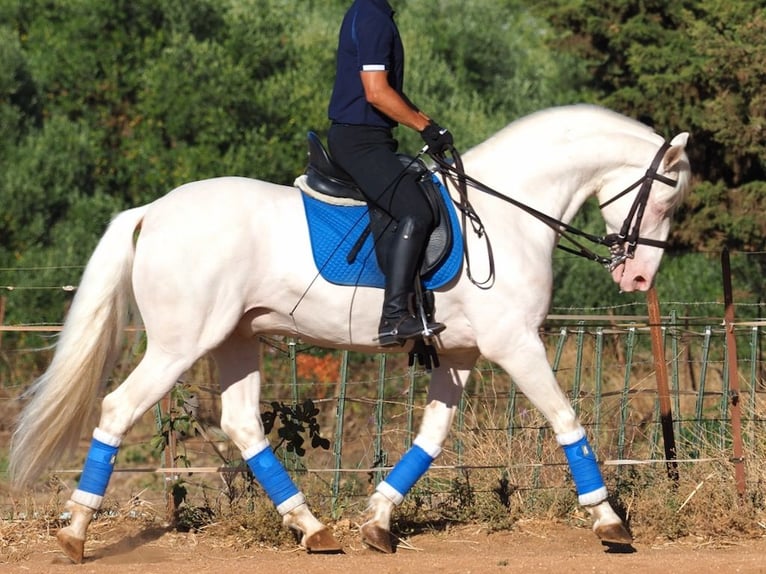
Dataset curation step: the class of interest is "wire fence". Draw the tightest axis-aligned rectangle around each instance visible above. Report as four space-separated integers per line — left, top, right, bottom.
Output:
2 314 762 518
0 252 764 518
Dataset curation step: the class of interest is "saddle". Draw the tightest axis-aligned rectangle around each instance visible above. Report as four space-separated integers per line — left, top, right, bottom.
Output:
304 131 453 276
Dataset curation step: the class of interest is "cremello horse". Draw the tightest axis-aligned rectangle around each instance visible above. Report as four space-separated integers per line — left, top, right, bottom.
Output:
10 104 691 562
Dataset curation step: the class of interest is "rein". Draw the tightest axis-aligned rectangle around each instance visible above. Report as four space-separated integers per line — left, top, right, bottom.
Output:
428 141 677 276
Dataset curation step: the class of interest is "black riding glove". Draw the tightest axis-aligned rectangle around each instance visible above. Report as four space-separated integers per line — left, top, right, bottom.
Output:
420 121 453 155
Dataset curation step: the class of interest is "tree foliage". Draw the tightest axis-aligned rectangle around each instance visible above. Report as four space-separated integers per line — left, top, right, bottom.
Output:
0 0 762 323
534 0 766 253
1 0 573 322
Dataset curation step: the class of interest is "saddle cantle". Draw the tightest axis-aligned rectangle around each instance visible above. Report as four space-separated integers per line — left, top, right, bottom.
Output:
303 131 454 277
305 131 366 202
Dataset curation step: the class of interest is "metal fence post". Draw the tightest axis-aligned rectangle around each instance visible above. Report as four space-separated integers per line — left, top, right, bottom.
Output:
374 354 388 485
331 350 349 517
617 327 636 462
593 327 604 450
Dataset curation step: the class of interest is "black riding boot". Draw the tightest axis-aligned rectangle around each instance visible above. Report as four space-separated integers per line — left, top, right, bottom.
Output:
377 217 446 347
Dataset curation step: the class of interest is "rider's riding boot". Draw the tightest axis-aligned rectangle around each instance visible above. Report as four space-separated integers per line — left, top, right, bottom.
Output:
377 217 445 347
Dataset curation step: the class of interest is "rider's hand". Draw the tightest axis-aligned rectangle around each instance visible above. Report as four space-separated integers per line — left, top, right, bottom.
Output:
420 121 453 155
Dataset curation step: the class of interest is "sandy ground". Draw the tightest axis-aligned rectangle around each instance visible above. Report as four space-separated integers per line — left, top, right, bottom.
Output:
3 520 766 574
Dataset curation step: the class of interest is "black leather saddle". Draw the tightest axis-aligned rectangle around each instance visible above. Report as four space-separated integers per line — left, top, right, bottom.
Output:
303 131 453 276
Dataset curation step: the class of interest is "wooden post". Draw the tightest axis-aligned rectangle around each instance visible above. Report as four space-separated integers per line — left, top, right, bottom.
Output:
721 248 746 495
647 286 679 482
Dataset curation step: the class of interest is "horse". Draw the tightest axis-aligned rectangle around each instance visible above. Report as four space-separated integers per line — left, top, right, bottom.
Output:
9 104 691 562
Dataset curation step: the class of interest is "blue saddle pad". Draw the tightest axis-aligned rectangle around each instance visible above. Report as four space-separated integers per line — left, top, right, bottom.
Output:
301 174 463 289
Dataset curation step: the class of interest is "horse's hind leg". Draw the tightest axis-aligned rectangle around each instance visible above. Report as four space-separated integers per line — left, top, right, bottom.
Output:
56 346 197 563
212 334 341 553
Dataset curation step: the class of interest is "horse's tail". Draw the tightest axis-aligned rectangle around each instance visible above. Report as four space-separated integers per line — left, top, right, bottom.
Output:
9 205 149 489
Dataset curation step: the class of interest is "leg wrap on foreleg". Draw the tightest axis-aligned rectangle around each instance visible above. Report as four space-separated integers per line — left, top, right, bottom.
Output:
243 440 305 515
376 436 441 505
71 428 121 510
557 427 607 506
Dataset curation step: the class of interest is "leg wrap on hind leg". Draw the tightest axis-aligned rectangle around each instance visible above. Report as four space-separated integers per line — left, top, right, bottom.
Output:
557 427 607 506
243 440 305 515
376 436 441 505
71 428 121 510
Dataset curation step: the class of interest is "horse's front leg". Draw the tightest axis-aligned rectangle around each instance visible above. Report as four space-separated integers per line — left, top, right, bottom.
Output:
360 355 475 553
214 335 341 553
490 335 632 545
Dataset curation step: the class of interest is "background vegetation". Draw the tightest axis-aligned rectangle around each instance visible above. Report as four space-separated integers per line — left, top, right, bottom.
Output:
0 0 764 326
1 0 765 552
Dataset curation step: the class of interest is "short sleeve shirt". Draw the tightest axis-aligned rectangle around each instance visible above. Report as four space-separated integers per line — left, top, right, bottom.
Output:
328 0 404 128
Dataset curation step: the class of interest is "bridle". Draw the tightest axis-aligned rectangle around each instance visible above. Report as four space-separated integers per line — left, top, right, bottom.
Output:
597 141 677 268
428 140 679 281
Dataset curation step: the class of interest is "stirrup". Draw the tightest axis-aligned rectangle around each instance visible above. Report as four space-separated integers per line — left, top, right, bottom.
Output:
376 315 445 347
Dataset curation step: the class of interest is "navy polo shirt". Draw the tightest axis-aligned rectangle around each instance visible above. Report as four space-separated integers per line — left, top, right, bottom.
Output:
328 0 404 128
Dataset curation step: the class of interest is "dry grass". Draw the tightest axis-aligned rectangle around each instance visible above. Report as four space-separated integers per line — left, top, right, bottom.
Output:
2 329 765 553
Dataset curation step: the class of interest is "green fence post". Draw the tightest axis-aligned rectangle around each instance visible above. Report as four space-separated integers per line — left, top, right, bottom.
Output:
287 340 298 470
552 326 567 372
506 372 518 439
670 310 682 440
695 326 712 448
572 321 585 415
406 365 417 450
617 327 636 463
748 326 759 445
456 390 465 465
539 326 567 486
593 327 604 450
650 396 660 460
374 354 388 485
331 350 349 518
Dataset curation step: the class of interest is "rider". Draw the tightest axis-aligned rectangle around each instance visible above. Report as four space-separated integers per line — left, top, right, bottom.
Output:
327 0 454 346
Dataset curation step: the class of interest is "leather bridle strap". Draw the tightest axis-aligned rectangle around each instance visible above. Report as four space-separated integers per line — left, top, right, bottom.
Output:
599 141 676 260
429 140 678 272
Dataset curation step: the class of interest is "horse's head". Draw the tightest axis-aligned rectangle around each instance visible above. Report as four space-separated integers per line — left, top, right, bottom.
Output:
598 132 691 292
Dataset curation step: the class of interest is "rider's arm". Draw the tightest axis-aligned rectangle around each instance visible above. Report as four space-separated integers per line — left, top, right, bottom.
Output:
360 70 430 132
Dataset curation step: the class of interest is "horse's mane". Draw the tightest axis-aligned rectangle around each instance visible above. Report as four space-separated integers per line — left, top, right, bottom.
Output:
462 104 690 208
484 104 659 149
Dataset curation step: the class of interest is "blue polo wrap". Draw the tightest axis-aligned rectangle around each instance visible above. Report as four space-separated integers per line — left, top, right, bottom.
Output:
385 444 434 497
562 436 605 497
246 447 300 506
78 438 118 496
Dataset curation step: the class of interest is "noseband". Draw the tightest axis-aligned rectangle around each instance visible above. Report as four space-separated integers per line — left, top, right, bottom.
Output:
598 141 678 269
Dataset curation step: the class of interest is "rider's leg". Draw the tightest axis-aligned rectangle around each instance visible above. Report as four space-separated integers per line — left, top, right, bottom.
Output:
377 216 445 346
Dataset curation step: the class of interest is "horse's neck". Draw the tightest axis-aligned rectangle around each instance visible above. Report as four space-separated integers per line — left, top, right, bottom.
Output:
460 140 596 229
460 107 661 229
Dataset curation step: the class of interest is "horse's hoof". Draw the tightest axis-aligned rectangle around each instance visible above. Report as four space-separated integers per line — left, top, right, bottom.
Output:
304 527 343 553
595 522 633 545
56 527 85 563
360 521 393 553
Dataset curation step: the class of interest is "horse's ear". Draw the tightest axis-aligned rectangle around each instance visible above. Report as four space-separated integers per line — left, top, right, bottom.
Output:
664 132 689 170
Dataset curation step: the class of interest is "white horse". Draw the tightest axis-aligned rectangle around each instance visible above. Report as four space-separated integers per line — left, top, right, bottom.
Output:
9 104 691 562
